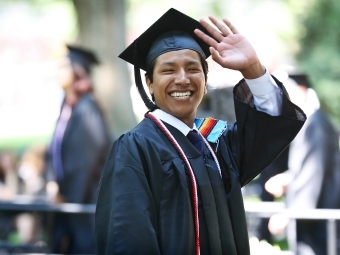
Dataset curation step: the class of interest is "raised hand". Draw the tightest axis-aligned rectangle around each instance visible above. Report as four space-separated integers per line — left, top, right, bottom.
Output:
194 16 265 79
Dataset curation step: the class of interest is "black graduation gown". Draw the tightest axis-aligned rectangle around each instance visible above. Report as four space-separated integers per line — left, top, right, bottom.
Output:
95 78 306 255
45 93 112 254
48 93 112 204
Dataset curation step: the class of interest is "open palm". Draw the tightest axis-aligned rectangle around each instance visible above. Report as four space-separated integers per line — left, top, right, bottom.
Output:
194 17 260 73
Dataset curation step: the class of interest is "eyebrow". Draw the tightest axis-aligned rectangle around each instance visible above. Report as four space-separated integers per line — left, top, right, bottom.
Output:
159 61 176 67
159 60 201 67
187 60 201 66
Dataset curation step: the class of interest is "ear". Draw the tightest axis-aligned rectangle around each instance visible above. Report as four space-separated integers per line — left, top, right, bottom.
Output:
204 85 207 95
145 75 154 95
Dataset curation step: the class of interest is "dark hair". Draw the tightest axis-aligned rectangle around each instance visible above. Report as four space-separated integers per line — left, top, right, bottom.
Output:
145 53 209 101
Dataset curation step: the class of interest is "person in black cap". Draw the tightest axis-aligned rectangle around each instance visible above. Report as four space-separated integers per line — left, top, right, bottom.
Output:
45 45 112 254
95 8 306 255
265 73 340 255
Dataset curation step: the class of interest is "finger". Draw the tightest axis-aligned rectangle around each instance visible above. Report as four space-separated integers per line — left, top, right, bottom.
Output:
223 18 239 34
198 18 224 43
208 16 232 37
194 29 219 49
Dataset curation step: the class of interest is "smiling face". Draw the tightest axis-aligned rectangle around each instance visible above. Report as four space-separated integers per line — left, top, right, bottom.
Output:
146 49 207 127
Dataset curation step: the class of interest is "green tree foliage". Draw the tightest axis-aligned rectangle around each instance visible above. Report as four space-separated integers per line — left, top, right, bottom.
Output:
294 0 340 127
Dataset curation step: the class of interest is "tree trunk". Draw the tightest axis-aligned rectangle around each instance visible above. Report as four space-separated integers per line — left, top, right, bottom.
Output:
72 0 137 137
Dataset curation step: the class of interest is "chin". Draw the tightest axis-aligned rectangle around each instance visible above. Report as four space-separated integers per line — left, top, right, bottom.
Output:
173 109 196 118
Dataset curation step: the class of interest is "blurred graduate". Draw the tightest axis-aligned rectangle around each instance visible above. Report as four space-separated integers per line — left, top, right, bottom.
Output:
95 8 306 255
45 45 112 254
266 74 340 255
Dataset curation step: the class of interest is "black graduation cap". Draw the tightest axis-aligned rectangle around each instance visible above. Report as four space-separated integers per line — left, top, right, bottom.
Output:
288 74 311 88
66 45 100 75
119 8 212 110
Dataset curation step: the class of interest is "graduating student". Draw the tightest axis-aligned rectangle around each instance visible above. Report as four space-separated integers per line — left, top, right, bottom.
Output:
95 8 306 255
46 45 112 254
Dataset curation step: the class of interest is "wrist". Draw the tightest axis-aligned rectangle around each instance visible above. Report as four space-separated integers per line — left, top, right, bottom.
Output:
241 62 265 79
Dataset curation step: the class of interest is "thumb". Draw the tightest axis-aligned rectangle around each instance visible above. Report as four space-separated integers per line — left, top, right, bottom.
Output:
209 47 217 58
209 47 224 66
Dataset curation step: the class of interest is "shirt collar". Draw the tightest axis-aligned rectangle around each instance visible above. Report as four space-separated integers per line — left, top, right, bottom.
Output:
152 109 197 136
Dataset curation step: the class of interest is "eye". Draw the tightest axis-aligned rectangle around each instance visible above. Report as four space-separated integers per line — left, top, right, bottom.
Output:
162 69 174 73
188 67 201 72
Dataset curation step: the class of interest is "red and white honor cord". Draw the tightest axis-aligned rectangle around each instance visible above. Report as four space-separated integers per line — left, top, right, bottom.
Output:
147 112 200 255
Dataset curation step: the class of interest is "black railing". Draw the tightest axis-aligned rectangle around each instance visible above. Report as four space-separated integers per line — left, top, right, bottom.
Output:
245 201 339 255
0 199 338 255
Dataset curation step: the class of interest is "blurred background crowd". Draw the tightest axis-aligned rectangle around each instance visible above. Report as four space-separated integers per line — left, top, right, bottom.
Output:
0 0 340 254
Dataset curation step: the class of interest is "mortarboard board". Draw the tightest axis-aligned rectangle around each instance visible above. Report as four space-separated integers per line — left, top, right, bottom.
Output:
66 45 100 75
119 8 212 110
288 74 311 88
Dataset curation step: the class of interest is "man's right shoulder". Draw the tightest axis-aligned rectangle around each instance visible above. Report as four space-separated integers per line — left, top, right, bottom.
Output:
115 118 157 144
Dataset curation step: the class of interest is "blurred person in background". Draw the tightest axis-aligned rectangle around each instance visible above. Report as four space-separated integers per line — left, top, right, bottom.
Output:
253 145 289 244
45 45 112 254
10 144 49 249
254 147 289 244
0 150 19 242
0 150 18 200
17 144 47 197
0 149 47 251
265 73 340 255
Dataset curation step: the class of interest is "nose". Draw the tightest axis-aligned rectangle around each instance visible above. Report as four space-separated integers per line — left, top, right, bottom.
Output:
175 69 190 86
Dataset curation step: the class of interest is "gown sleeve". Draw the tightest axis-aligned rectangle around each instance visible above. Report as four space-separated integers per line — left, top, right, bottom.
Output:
221 75 306 187
245 68 283 116
95 132 162 255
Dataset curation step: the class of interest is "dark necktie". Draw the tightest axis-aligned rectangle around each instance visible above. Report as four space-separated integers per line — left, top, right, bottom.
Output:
187 130 205 157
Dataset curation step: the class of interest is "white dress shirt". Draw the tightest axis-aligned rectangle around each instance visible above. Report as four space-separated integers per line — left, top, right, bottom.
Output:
244 69 282 116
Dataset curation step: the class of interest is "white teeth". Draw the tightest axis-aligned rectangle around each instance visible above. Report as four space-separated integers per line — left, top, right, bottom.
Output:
170 91 191 98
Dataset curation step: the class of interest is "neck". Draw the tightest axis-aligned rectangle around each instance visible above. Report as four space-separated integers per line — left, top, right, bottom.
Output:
65 90 79 106
178 116 195 129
